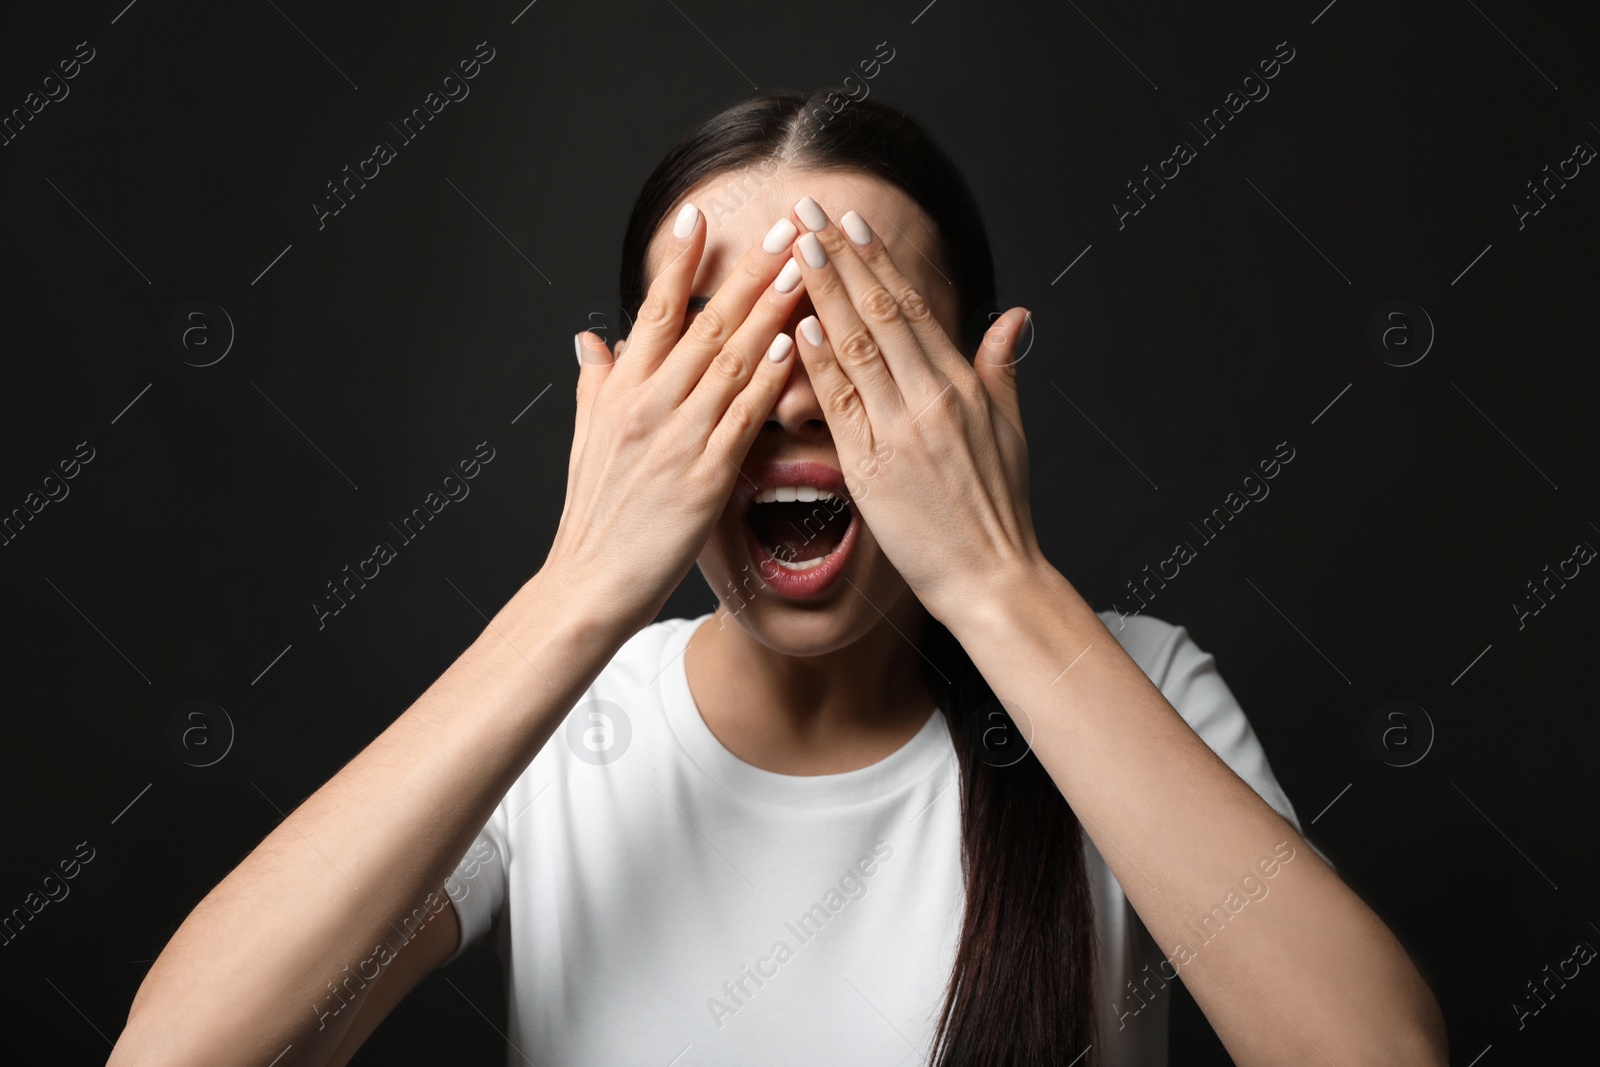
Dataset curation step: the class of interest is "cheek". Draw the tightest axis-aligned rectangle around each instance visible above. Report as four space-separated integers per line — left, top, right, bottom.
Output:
696 507 745 582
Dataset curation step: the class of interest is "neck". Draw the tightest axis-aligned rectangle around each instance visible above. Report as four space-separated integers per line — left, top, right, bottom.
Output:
684 597 936 776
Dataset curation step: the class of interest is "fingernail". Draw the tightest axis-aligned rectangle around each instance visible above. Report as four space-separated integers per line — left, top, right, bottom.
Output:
762 218 798 254
798 232 827 268
767 333 794 363
841 210 872 246
574 333 585 365
795 195 828 232
799 315 823 346
673 202 699 239
774 258 803 293
983 326 1006 360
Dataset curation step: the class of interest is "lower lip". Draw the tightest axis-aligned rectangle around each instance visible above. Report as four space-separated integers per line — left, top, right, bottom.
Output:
741 504 859 600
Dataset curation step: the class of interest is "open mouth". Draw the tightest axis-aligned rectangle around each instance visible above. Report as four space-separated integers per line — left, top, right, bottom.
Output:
745 486 854 572
737 461 860 599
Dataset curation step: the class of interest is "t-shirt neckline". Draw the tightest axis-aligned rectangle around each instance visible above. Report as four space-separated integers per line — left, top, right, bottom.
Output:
658 613 953 808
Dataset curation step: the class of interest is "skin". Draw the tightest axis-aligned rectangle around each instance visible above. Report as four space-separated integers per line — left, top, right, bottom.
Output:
614 166 1450 1064
621 168 959 775
109 158 1446 1067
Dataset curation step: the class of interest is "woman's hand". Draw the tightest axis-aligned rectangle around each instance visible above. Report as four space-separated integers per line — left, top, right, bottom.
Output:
543 205 807 633
781 196 1044 626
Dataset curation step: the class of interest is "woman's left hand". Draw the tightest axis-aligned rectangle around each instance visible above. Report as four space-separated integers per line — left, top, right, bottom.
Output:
782 196 1046 625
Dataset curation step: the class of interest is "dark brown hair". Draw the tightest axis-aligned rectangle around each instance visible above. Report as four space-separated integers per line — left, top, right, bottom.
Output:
618 90 1098 1067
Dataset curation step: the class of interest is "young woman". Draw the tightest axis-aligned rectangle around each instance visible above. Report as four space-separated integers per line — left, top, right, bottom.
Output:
113 91 1447 1067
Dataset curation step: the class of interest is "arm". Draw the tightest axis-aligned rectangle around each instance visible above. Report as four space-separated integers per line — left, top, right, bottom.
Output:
111 572 625 1067
109 197 807 1066
775 198 1446 1066
323 894 460 1067
951 569 1446 1066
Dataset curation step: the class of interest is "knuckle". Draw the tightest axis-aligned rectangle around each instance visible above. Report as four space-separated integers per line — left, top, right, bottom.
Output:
617 403 654 443
897 286 934 326
816 228 850 258
688 304 729 345
837 330 880 367
859 285 901 326
808 263 847 299
914 386 962 438
823 377 862 414
719 400 756 439
696 460 732 500
636 290 673 330
930 389 963 424
708 344 751 385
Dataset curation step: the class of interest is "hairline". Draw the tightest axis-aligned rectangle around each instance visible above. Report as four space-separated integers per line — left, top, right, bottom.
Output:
640 162 954 298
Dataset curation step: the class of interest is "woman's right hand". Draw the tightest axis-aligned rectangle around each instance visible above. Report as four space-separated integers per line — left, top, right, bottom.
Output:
542 204 806 633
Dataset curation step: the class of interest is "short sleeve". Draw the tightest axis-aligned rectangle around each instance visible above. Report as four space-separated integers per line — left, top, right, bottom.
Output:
440 801 510 967
1119 613 1334 872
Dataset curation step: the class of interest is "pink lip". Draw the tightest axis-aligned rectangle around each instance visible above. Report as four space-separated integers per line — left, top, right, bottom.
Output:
737 460 858 600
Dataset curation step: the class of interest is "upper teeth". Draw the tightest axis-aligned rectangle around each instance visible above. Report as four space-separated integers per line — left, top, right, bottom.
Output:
754 486 837 503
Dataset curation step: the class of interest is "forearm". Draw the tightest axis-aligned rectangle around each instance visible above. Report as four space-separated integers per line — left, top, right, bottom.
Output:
114 568 631 1066
944 565 1446 1066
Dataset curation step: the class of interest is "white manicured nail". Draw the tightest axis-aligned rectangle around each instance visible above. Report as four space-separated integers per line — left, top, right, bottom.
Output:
762 218 798 254
673 202 699 239
798 232 827 268
774 258 803 293
799 315 823 346
574 333 584 365
767 333 794 363
795 195 828 232
841 210 872 246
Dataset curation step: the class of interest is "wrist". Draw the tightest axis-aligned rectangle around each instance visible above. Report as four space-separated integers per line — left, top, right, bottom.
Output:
418 565 640 762
512 564 644 651
935 556 1093 649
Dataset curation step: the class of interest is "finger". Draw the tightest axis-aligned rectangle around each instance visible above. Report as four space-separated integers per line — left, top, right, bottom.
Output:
678 257 809 434
704 330 798 468
608 200 706 384
653 215 802 404
791 312 876 454
973 307 1029 434
571 329 616 458
835 208 969 380
787 197 932 405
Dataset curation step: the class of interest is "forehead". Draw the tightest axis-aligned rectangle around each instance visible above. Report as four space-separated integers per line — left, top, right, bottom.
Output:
642 167 946 297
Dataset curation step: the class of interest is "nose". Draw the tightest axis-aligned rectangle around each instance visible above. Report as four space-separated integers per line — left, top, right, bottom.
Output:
765 303 829 436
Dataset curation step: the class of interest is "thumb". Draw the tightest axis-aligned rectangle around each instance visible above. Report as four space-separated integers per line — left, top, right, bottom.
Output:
575 329 617 373
974 307 1029 422
572 330 616 448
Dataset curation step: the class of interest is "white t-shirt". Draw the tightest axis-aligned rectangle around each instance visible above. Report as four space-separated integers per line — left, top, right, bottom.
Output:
442 610 1321 1067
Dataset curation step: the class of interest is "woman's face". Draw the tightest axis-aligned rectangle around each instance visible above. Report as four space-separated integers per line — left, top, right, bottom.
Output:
630 166 965 657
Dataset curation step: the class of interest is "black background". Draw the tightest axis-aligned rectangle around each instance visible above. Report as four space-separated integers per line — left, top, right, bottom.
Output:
1 0 1596 1063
